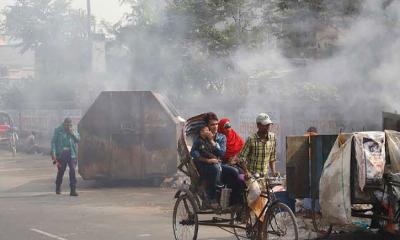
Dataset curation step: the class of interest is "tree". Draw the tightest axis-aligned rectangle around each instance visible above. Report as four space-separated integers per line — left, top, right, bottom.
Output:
167 0 276 56
1 0 92 104
2 0 90 79
273 0 363 57
108 0 282 102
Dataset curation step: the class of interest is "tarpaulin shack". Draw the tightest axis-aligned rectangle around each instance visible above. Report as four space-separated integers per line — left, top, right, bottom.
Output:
78 91 184 182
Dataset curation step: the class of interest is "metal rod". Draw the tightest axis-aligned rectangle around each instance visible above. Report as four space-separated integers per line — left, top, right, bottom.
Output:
87 0 91 37
196 211 215 215
198 218 231 223
198 222 247 229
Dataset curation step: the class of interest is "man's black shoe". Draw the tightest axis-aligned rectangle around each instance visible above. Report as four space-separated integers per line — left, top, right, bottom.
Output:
56 186 61 194
70 186 78 196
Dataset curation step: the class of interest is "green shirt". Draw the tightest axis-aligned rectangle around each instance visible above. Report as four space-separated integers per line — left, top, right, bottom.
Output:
51 125 80 159
238 132 277 176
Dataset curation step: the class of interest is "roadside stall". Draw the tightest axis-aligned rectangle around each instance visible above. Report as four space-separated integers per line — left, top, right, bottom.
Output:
286 134 337 234
319 131 400 233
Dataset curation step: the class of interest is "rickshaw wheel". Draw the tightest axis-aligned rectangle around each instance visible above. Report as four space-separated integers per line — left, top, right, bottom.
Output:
231 205 254 240
173 194 199 240
311 198 333 237
262 202 299 240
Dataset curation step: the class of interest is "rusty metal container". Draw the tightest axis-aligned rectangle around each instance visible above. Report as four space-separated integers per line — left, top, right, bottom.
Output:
78 91 183 181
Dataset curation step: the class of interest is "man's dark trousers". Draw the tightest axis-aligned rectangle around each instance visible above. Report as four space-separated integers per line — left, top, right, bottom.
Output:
55 150 77 188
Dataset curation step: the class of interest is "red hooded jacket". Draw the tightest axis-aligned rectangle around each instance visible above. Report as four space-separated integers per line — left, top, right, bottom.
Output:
218 118 244 160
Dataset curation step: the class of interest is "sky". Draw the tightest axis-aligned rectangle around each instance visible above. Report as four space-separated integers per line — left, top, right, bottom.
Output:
0 0 130 24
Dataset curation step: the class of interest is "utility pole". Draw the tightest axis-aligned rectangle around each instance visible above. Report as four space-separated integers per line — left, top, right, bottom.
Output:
87 0 92 38
86 0 93 102
86 0 92 71
236 0 241 44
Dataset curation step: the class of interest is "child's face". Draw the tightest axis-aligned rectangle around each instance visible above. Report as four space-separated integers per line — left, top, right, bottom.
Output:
200 127 210 138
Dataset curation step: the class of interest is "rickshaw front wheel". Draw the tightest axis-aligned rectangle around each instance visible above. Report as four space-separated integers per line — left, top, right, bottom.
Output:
262 202 299 240
231 205 255 240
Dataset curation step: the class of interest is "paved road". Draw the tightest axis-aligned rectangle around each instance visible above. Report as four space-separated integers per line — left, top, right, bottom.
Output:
0 150 235 240
2 150 397 240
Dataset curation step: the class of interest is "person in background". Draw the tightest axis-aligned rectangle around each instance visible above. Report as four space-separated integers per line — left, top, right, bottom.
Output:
25 131 40 154
305 126 318 136
303 126 318 217
51 118 80 196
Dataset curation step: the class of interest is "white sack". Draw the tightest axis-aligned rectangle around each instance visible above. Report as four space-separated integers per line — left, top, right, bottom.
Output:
319 135 352 225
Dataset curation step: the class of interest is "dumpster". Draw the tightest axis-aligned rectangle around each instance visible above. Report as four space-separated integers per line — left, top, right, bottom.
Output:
78 91 184 182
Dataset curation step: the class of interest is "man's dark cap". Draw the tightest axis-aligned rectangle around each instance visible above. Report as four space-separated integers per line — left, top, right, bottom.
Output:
64 118 72 124
307 126 318 133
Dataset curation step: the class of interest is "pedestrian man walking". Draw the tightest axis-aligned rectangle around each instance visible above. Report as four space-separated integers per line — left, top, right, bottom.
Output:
51 118 80 196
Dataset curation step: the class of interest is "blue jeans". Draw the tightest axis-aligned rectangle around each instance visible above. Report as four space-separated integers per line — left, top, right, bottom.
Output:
196 162 221 201
221 164 245 205
55 150 77 187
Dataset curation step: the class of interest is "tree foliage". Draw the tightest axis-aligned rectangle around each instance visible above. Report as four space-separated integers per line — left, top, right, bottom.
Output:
2 0 90 79
0 0 366 107
1 0 92 105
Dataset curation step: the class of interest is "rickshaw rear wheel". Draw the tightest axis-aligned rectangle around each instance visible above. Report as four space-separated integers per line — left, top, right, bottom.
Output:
173 194 199 240
262 202 299 240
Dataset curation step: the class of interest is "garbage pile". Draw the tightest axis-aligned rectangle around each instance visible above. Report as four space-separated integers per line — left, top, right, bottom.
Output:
161 171 190 188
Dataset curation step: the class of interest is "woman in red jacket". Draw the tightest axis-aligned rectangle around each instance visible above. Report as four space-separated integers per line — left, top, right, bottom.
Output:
218 118 245 205
218 118 244 164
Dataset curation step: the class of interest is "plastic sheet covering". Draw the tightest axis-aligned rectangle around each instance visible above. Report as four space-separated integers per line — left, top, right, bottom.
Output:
386 130 400 173
246 178 261 205
354 132 385 191
319 135 352 225
246 178 266 221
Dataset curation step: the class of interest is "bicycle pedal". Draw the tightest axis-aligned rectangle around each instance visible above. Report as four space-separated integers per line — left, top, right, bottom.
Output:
212 217 223 221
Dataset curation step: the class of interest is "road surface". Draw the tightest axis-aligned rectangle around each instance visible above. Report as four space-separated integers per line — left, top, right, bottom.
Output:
0 150 235 240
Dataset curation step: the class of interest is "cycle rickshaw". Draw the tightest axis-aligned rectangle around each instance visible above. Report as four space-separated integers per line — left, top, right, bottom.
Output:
173 114 299 240
0 111 18 156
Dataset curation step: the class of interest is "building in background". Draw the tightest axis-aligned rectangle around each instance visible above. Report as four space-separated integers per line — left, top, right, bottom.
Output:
0 35 35 85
